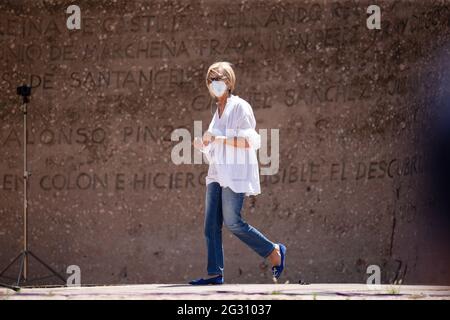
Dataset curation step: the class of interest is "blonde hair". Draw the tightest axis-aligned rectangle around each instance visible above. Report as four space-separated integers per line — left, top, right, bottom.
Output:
205 61 236 97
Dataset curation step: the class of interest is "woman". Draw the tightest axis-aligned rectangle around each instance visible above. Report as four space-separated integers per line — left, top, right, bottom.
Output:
190 61 286 285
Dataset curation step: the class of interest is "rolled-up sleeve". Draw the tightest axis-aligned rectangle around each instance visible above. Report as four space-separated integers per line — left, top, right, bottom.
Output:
230 103 261 150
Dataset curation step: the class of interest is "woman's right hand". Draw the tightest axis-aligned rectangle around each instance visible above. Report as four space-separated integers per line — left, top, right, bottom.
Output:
202 131 214 146
193 137 204 150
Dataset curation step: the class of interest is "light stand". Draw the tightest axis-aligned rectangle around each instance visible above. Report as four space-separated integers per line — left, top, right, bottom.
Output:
0 85 66 288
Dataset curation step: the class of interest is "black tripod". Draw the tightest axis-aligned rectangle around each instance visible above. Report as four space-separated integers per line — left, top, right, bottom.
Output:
0 85 66 290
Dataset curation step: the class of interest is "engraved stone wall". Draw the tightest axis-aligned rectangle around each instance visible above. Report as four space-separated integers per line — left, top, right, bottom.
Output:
0 0 449 284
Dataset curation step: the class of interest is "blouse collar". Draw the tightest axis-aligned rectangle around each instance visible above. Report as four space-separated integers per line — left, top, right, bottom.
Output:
216 94 234 119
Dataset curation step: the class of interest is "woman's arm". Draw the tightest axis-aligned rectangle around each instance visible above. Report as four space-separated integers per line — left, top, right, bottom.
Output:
207 103 259 149
213 136 250 148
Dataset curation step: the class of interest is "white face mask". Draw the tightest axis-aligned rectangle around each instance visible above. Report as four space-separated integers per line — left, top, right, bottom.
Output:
209 80 228 97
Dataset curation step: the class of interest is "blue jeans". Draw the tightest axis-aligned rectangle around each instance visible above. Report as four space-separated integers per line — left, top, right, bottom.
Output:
204 182 276 276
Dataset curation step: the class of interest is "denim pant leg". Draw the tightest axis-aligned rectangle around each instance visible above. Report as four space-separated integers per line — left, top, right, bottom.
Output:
221 186 276 259
204 182 224 276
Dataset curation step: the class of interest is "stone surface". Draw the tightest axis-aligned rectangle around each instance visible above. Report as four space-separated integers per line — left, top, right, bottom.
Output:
1 283 449 300
0 0 449 286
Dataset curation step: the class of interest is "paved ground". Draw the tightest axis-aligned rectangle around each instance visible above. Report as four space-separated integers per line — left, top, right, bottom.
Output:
1 283 449 300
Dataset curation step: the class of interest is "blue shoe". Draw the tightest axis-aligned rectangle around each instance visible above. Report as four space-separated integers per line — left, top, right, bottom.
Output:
189 274 224 285
271 243 286 279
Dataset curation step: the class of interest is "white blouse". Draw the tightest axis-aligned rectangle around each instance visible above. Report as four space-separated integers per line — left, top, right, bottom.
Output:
202 94 261 196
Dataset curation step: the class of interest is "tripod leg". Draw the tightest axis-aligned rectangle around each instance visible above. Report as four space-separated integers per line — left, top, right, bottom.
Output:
16 252 26 287
0 283 20 292
28 251 67 284
0 253 23 278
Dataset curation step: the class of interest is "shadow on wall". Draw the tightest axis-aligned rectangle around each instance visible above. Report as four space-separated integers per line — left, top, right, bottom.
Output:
425 41 450 273
427 43 450 218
